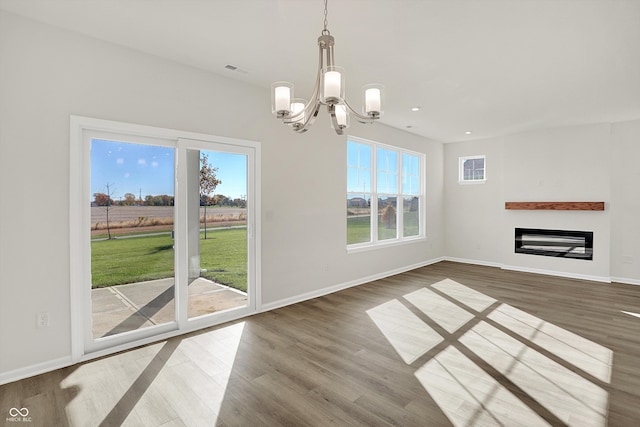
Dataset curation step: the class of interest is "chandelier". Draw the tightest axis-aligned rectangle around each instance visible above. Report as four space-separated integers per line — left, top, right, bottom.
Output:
271 0 384 135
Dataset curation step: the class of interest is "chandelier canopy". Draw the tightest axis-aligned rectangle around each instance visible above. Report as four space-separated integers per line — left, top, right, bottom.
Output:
271 0 384 135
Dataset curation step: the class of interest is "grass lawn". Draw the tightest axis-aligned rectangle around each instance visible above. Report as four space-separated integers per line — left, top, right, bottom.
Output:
199 228 247 291
91 228 247 291
347 215 371 244
347 212 420 244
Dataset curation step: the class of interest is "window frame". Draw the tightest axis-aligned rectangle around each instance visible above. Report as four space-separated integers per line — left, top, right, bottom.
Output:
347 136 426 253
458 155 486 184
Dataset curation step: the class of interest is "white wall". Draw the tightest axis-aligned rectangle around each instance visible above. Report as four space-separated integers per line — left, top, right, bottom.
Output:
444 138 504 264
610 119 640 283
445 120 640 283
0 11 444 380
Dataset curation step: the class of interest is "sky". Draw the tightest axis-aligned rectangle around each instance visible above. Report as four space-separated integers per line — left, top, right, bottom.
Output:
90 140 247 200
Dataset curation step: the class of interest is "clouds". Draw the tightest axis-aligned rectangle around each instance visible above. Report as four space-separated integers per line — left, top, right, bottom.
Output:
117 157 158 180
136 158 159 167
91 140 176 196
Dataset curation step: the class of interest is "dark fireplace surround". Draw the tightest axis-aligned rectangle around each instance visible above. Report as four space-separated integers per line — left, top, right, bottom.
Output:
515 228 593 260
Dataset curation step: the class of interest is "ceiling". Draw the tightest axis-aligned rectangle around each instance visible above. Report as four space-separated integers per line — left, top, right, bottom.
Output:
1 0 639 142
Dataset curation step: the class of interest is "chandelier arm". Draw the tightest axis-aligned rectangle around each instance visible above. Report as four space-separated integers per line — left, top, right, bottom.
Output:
282 45 324 125
326 40 334 68
282 92 320 124
304 43 324 113
343 99 377 123
292 98 322 133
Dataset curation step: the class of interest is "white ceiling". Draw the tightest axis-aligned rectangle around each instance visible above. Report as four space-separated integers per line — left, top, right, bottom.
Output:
2 0 639 142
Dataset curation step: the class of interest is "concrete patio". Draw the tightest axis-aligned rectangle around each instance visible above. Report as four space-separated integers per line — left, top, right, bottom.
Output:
91 277 247 338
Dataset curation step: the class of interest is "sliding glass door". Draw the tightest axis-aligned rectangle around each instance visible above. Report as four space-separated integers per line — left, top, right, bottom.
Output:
90 138 177 340
183 145 250 320
75 122 258 355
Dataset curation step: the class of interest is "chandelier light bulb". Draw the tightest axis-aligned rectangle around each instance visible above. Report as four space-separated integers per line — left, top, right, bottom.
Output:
364 84 384 117
366 88 380 112
322 67 343 104
291 98 306 126
271 82 293 117
335 104 349 128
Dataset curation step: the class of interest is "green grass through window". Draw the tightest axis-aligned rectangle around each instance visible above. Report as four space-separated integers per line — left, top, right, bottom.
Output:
347 212 420 245
91 228 247 291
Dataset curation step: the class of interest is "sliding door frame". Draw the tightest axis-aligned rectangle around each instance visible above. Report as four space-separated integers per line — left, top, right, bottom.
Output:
176 138 258 329
70 116 261 362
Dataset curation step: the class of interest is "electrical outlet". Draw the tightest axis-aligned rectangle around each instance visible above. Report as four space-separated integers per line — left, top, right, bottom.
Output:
37 312 50 328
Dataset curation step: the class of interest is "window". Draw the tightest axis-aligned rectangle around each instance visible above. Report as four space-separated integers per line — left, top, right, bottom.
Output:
347 137 424 249
459 155 486 183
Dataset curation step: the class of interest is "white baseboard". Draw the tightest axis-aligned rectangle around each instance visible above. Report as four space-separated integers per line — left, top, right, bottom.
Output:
0 356 73 386
444 257 612 283
260 256 445 312
610 277 640 286
500 264 611 283
443 257 503 269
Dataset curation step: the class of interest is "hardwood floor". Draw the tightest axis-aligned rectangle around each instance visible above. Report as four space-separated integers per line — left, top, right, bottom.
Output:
2 261 640 426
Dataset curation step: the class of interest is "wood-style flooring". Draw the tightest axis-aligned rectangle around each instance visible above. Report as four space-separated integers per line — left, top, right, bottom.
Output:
2 261 640 426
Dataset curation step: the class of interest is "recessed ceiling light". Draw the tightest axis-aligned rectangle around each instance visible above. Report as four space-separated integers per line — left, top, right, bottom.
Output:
465 131 472 135
411 107 421 112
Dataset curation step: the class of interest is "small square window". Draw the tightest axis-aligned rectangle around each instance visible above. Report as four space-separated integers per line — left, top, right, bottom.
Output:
459 155 486 183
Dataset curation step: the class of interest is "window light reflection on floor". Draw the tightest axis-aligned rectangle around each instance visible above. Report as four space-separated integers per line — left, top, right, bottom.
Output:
487 304 612 383
404 287 474 333
367 279 613 427
461 321 608 426
367 299 443 364
621 310 640 319
61 322 246 424
416 346 549 427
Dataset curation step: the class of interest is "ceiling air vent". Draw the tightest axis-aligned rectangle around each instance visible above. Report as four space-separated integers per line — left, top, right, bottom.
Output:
224 64 248 74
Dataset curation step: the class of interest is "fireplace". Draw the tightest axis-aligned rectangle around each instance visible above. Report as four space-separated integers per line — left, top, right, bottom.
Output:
515 228 593 260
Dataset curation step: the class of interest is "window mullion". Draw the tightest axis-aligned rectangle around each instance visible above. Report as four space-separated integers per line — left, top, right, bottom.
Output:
397 152 403 240
371 145 378 244
175 141 189 328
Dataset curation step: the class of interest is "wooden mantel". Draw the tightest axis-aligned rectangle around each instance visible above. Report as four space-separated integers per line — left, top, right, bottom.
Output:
505 202 605 211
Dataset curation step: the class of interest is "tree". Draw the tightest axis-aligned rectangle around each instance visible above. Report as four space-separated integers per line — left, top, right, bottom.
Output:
381 203 396 229
200 153 221 239
123 192 136 206
94 183 117 239
93 192 112 207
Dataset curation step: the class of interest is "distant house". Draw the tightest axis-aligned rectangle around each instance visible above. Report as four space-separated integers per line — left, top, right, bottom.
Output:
348 197 369 208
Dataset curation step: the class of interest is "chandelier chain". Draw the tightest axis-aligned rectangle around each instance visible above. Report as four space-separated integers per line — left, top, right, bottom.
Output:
322 0 329 35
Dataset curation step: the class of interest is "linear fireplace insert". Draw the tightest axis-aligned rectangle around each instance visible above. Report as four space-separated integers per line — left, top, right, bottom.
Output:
515 228 593 260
